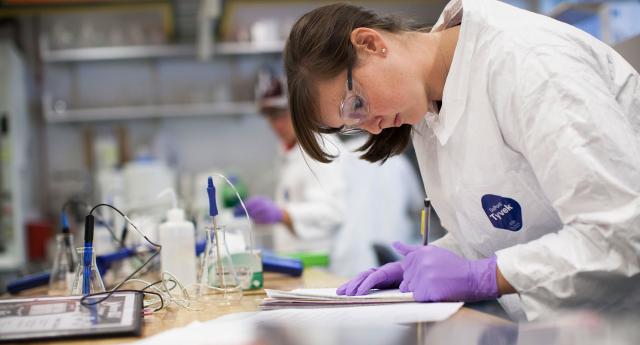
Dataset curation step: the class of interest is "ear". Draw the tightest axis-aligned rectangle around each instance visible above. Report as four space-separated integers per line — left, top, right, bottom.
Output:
350 28 387 57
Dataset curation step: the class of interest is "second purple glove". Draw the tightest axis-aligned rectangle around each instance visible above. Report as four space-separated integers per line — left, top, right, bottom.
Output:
336 242 421 296
244 196 283 224
395 242 500 302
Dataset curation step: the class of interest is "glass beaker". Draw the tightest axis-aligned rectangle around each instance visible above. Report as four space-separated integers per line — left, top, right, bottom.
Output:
194 226 243 306
49 233 78 295
71 246 106 295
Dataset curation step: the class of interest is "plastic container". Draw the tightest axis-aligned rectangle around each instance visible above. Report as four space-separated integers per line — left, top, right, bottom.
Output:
158 207 197 288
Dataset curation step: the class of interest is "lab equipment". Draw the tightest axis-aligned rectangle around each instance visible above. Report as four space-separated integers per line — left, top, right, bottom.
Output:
261 252 303 277
48 230 78 295
123 157 175 210
157 189 197 288
397 243 498 303
195 226 244 305
7 271 50 294
207 176 218 220
7 246 137 294
0 292 142 342
210 174 263 290
190 176 243 304
8 241 283 295
70 246 106 295
77 214 101 295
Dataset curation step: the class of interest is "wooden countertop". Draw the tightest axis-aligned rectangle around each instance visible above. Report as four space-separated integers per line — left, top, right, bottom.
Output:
10 269 509 345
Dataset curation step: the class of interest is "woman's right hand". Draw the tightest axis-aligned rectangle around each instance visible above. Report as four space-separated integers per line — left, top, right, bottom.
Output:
336 261 404 296
336 242 421 296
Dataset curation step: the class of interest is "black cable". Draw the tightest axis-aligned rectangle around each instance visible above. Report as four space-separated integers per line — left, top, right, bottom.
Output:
90 203 126 219
80 289 164 312
90 203 161 248
80 249 161 308
62 198 146 263
79 203 163 312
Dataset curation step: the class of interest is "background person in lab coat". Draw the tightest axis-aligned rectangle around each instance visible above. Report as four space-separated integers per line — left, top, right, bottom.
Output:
332 134 425 277
283 0 640 321
244 74 347 255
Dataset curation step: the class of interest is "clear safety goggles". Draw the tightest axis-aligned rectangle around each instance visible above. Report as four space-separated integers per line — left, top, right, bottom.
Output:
338 65 369 135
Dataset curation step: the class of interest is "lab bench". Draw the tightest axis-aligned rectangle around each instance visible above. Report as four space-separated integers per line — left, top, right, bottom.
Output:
6 268 509 345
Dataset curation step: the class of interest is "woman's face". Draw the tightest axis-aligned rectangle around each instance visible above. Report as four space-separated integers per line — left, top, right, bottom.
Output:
315 34 429 134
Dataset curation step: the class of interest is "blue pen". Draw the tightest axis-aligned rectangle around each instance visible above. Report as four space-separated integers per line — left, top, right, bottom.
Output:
83 215 95 295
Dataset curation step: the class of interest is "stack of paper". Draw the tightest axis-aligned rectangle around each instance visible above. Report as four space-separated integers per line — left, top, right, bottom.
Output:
261 288 415 309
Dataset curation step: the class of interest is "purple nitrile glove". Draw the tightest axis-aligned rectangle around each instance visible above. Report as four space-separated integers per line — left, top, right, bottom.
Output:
336 242 421 296
244 196 283 224
394 242 499 302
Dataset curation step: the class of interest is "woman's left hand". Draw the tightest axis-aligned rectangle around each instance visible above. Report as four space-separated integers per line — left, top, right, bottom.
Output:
393 242 500 302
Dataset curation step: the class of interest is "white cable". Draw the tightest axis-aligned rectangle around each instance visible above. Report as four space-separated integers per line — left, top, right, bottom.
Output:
214 173 257 255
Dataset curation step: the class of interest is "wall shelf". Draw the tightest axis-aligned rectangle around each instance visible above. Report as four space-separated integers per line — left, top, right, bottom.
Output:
547 2 604 24
44 100 258 123
41 41 285 62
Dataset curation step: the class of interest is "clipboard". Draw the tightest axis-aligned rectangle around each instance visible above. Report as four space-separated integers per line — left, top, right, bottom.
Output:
0 291 142 343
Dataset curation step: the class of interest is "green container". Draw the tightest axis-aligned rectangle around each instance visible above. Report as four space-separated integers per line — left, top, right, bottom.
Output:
222 176 248 209
282 252 330 268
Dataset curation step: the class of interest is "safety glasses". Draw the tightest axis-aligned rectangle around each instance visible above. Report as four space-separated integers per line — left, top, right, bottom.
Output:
338 65 369 134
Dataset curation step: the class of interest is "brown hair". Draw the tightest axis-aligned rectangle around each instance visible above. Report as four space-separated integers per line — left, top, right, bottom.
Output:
284 3 415 164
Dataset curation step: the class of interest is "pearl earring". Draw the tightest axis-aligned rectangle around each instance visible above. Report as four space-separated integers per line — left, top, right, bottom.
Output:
381 48 387 54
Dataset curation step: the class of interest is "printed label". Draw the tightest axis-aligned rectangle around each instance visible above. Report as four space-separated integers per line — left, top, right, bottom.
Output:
481 194 523 231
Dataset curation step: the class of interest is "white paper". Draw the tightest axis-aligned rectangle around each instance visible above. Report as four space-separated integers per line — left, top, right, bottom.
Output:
265 288 414 301
126 289 463 344
124 318 255 345
126 302 463 345
253 302 463 325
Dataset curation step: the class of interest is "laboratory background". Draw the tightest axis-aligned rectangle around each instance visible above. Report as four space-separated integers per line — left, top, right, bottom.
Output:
0 0 640 291
0 0 639 343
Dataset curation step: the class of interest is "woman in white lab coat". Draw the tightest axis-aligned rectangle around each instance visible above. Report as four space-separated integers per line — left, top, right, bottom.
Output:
283 0 640 320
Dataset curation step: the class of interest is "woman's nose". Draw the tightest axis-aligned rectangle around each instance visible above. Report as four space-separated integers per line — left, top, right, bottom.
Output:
359 116 383 135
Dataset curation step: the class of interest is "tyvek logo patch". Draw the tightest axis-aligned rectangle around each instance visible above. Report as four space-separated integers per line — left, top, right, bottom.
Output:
481 194 522 231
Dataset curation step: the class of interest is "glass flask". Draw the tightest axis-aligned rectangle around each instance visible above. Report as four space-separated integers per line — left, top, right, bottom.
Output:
194 226 244 305
71 246 106 295
49 233 78 295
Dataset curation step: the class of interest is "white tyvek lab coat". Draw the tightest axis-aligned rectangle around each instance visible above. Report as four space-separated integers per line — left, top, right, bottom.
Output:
273 135 347 254
414 0 640 320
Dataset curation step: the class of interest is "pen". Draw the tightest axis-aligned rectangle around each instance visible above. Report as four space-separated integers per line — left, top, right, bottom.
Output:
421 198 431 245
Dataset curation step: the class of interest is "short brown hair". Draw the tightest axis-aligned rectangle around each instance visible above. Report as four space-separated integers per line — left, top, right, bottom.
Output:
284 3 415 163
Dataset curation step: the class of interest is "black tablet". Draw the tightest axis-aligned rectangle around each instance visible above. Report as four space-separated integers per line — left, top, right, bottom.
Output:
0 291 142 343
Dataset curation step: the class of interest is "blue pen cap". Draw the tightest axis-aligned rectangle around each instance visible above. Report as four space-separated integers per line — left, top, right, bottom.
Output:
207 177 219 217
61 212 70 233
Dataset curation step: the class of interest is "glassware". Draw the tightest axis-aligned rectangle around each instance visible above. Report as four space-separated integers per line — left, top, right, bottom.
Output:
49 233 78 295
193 226 244 305
71 246 106 295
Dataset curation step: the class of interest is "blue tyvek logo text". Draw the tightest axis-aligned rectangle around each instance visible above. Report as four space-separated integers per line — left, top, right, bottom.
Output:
481 194 523 231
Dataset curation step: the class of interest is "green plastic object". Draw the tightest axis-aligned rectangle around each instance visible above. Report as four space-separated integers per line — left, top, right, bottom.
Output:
282 252 330 267
222 175 248 208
